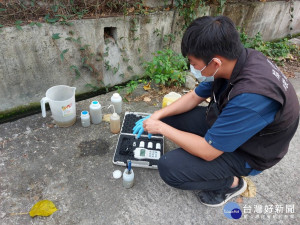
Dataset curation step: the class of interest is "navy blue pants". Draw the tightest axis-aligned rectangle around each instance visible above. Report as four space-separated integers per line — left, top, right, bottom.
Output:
158 106 252 191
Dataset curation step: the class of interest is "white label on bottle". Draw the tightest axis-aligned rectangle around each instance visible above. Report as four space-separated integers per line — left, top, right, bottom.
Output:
61 103 73 117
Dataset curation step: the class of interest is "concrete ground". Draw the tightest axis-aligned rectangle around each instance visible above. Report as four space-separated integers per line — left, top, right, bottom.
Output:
1 73 300 225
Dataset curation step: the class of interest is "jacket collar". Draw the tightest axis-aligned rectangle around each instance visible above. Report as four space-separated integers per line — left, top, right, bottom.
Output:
229 48 247 84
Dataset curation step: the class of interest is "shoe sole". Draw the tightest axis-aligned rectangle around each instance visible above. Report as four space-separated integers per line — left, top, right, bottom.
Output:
200 178 247 208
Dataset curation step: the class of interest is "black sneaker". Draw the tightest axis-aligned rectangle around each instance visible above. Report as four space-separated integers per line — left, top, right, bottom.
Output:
196 177 247 207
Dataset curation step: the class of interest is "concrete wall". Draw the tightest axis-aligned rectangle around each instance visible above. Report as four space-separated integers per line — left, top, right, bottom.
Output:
0 11 180 113
0 0 299 114
223 0 300 40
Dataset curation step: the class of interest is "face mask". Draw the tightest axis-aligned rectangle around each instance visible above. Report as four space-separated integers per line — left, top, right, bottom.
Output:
190 58 221 82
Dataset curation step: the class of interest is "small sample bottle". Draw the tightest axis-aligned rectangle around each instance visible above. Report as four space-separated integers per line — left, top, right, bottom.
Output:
156 143 161 150
139 141 145 148
123 161 134 189
89 101 102 124
110 113 120 134
81 111 90 127
147 142 153 148
111 93 122 114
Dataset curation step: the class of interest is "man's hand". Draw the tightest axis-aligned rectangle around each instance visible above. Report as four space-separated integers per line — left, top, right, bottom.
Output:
142 117 165 135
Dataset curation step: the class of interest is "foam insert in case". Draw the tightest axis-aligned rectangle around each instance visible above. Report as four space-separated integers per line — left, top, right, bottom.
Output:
112 112 164 169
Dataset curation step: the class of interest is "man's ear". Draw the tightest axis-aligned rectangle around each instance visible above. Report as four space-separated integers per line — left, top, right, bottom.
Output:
212 58 222 67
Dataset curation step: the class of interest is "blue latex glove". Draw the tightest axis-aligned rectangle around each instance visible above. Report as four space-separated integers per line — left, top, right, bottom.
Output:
132 115 152 139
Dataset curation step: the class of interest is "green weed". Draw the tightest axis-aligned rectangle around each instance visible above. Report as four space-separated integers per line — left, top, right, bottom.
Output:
239 29 298 64
143 49 188 87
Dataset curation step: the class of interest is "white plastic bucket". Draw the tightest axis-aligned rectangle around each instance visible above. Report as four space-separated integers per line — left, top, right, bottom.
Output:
41 85 76 127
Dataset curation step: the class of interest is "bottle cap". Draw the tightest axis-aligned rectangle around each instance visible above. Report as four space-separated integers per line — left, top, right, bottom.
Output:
111 112 119 119
81 111 90 118
92 101 101 105
112 93 121 99
90 101 101 109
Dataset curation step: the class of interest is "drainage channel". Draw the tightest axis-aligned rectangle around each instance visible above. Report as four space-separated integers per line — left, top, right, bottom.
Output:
0 81 133 124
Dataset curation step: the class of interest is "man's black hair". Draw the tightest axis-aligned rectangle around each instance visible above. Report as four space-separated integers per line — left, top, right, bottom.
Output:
181 16 244 64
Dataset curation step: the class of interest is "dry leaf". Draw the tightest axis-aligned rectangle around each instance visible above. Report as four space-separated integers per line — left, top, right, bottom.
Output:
29 200 57 217
128 7 134 13
47 123 54 128
143 82 151 91
241 176 257 197
103 114 111 122
236 196 243 203
287 53 294 60
143 97 151 102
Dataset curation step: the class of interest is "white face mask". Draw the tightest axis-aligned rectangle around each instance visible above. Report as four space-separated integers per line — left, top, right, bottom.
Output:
190 58 221 82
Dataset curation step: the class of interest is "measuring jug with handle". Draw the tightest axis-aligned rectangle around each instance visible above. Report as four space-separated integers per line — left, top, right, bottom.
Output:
41 85 77 127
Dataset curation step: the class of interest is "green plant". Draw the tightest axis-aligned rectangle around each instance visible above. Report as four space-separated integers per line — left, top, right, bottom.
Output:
122 57 130 62
15 20 23 30
104 60 112 71
60 49 69 61
127 65 133 71
289 0 294 33
114 85 124 93
85 83 99 91
130 18 139 32
29 22 42 27
175 0 202 29
126 80 139 94
80 44 90 51
133 1 147 15
112 64 120 75
52 33 61 40
153 28 177 48
144 49 188 86
218 0 226 14
70 65 81 77
239 29 298 64
44 14 59 24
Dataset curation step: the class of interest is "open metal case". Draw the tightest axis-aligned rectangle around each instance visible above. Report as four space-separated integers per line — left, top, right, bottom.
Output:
112 112 164 169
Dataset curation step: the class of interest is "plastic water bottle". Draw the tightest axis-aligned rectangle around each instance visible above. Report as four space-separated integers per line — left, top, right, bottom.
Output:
108 104 120 134
80 111 90 127
110 112 120 134
89 101 102 124
111 93 122 114
123 161 134 188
